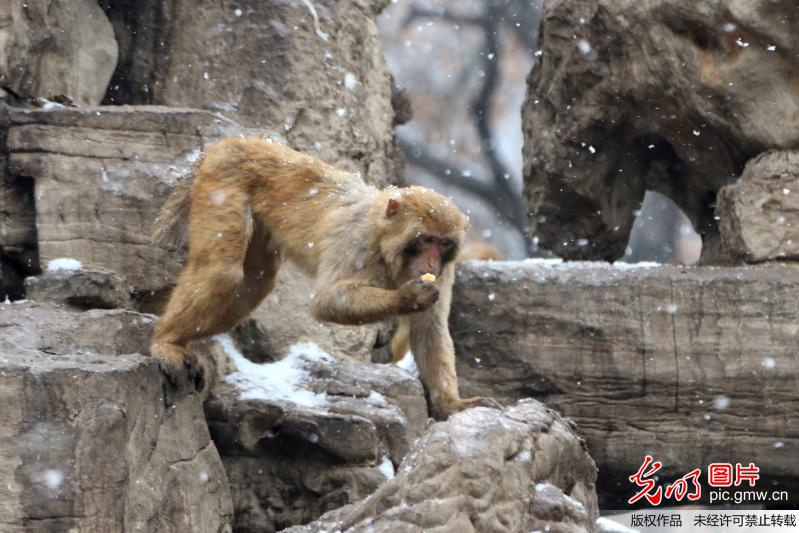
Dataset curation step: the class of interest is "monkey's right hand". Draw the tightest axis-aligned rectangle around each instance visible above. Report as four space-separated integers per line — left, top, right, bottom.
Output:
397 279 439 313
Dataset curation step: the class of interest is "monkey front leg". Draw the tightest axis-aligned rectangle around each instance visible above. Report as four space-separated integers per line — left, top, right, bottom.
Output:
311 279 438 325
407 271 501 419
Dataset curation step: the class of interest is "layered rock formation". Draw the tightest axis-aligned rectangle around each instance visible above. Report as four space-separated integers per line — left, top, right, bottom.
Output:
452 260 799 505
206 337 428 532
523 0 799 262
0 301 232 532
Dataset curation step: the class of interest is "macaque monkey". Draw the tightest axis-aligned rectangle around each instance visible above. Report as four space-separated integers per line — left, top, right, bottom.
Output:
151 136 500 419
391 240 504 362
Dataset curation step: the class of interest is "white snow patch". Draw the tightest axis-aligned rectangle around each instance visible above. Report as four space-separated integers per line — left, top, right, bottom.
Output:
185 148 202 163
378 456 395 479
42 469 64 490
212 100 238 113
577 39 592 55
395 351 418 377
344 72 358 90
218 334 332 407
761 357 776 369
508 258 661 270
767 44 777 51
41 99 65 110
664 303 678 315
199 471 209 483
774 441 785 449
47 258 82 272
713 395 730 410
300 0 329 41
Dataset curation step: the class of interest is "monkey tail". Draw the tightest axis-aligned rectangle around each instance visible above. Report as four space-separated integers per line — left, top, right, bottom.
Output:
152 175 194 247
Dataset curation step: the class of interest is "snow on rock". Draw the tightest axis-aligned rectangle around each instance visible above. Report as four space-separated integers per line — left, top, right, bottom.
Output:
378 456 395 480
217 334 332 407
46 258 83 272
394 350 419 377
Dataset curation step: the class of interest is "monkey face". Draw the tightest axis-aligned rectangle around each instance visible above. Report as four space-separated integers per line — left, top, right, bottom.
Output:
401 234 459 278
378 185 468 283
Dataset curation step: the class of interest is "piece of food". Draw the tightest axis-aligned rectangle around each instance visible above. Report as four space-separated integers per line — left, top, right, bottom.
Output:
420 273 436 282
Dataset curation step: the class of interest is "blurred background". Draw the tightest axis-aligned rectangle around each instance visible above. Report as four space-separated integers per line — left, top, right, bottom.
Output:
378 0 702 263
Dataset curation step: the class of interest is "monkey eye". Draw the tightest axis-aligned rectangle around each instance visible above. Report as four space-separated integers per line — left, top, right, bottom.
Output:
403 243 420 256
441 239 455 250
421 235 435 245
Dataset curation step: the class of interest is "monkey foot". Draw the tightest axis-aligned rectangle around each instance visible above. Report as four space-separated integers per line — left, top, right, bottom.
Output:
152 343 206 391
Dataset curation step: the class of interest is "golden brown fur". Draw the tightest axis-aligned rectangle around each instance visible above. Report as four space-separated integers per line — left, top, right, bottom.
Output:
152 136 499 419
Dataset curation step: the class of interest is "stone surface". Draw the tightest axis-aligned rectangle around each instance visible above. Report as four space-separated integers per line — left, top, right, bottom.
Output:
102 0 403 188
523 0 799 262
0 301 233 532
286 401 599 533
0 0 118 105
25 267 133 310
452 260 799 505
718 150 799 262
6 105 246 294
205 336 427 532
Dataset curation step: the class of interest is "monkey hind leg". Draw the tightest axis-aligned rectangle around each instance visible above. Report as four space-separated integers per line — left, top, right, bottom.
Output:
391 318 411 363
153 184 254 387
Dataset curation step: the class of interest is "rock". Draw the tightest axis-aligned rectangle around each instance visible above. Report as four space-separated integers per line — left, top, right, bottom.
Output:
5 105 246 294
523 0 799 262
717 150 799 262
0 301 233 532
0 0 118 104
286 401 599 533
102 0 403 188
451 260 799 505
205 336 427 532
25 267 133 310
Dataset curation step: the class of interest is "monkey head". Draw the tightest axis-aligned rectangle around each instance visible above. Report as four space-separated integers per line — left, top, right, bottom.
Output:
377 186 468 283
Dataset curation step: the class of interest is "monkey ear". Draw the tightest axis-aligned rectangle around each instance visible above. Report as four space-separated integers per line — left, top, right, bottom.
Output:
386 198 401 218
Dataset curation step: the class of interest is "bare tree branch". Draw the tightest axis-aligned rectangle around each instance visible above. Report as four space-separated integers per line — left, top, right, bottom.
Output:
399 136 526 235
398 1 543 251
